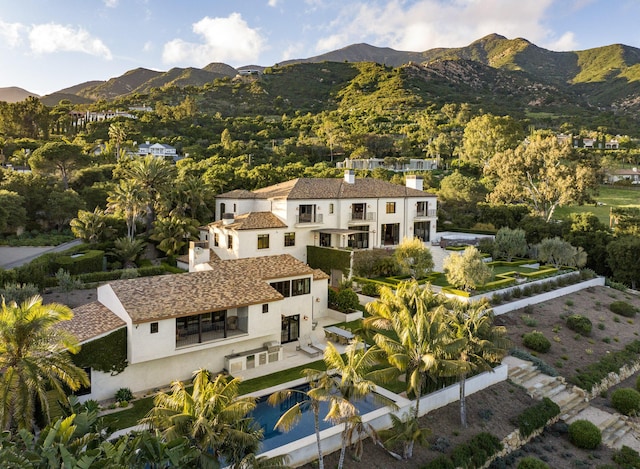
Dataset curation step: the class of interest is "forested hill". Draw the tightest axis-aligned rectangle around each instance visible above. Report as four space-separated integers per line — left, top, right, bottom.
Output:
22 33 640 126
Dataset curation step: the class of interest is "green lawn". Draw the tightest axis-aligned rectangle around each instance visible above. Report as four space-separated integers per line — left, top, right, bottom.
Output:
554 185 640 225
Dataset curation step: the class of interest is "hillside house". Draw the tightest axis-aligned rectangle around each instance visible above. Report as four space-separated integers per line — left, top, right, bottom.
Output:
63 254 329 402
337 157 439 171
137 141 178 160
606 168 640 184
204 171 438 264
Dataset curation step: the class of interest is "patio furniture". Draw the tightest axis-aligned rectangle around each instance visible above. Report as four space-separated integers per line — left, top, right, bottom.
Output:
324 326 355 344
296 335 320 357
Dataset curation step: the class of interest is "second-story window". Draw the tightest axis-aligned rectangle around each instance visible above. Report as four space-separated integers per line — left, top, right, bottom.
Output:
284 232 295 247
417 201 428 216
213 232 219 247
386 202 396 214
258 234 270 249
227 235 233 249
329 203 334 214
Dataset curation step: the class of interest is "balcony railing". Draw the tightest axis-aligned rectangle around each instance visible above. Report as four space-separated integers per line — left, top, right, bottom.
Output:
349 212 376 222
415 209 437 218
296 213 323 224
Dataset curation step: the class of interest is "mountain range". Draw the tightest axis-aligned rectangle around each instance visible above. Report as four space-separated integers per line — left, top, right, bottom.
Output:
3 34 640 115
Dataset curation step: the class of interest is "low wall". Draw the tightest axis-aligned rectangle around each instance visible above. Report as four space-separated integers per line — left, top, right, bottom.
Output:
490 276 605 316
261 364 508 467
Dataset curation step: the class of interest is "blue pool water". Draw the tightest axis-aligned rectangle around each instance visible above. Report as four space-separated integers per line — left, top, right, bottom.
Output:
252 384 386 453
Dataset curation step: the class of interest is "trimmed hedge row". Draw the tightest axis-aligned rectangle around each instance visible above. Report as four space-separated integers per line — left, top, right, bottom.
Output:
569 340 640 392
77 266 169 283
516 397 560 437
54 250 104 275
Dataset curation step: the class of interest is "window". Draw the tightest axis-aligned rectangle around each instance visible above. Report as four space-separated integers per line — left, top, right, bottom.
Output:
150 322 159 334
292 277 311 296
329 203 334 214
386 202 396 214
227 235 233 249
284 232 295 247
219 203 226 217
417 201 428 217
270 280 291 297
213 232 219 247
298 204 316 223
257 234 270 249
262 304 269 314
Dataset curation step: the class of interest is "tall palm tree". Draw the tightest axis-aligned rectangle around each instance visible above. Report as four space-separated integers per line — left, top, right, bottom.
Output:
70 207 113 243
108 122 127 160
107 179 148 240
323 339 390 469
445 298 511 427
172 175 215 221
124 155 176 234
267 368 336 469
143 368 259 469
364 280 468 458
0 296 89 431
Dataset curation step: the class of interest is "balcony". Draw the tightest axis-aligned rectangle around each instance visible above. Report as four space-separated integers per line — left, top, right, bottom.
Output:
296 213 323 225
415 209 437 218
349 212 376 223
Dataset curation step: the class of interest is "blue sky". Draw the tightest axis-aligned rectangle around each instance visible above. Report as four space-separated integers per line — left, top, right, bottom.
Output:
2 0 640 95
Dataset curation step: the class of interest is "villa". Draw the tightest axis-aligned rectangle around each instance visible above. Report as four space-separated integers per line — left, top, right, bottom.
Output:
203 170 438 265
64 254 329 402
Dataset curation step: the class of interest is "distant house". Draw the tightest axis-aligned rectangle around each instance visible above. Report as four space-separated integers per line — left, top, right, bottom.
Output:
337 157 438 172
64 254 330 401
606 168 640 184
137 141 179 161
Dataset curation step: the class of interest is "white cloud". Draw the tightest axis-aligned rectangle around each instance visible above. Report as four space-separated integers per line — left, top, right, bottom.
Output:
544 31 578 51
0 20 25 47
280 43 304 61
268 0 280 7
29 23 112 59
314 0 559 53
163 13 265 66
143 41 153 53
103 0 119 7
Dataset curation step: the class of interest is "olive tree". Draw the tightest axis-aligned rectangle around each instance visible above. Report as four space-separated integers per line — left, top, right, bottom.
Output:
493 227 528 262
443 246 493 292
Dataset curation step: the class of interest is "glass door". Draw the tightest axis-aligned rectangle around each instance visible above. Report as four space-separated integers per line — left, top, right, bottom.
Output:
281 314 300 344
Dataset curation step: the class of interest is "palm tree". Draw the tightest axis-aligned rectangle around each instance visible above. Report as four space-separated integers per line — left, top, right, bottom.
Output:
267 368 336 469
143 368 259 469
110 237 146 268
150 215 200 257
124 155 176 234
172 175 215 221
0 296 89 431
379 410 430 460
107 179 148 240
108 122 127 160
70 207 113 243
364 280 468 458
322 339 390 469
445 298 511 427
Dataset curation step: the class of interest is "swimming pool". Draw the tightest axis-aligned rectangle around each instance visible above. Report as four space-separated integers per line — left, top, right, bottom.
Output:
252 383 386 453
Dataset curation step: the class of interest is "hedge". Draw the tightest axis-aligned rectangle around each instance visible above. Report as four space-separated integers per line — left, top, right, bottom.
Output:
54 250 104 275
77 266 168 283
307 246 350 276
516 397 560 437
72 327 127 374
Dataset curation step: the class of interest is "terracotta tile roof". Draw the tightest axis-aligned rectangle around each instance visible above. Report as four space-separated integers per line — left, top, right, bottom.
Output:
108 254 321 324
313 268 330 280
208 212 287 231
218 177 435 200
65 302 126 343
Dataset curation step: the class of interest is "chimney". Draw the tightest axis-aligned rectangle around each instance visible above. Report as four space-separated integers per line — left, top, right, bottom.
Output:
188 241 210 271
222 212 235 225
344 169 355 184
406 175 424 191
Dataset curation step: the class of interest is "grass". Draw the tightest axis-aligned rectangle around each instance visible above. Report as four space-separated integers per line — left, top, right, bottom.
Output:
553 185 640 225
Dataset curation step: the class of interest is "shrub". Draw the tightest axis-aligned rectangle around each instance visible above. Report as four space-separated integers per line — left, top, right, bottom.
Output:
423 455 455 469
636 375 640 393
517 457 550 469
609 301 638 318
523 331 551 353
360 282 379 297
450 432 502 469
613 445 640 468
568 419 601 449
566 314 592 336
611 388 640 416
517 397 560 437
115 387 133 403
569 340 640 392
334 288 360 313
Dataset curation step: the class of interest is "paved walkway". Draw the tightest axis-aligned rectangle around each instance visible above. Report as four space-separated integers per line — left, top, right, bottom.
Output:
504 355 640 451
0 239 82 269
